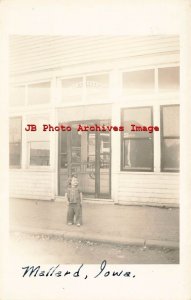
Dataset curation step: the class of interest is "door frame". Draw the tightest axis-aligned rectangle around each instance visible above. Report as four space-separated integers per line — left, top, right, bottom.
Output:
58 119 111 198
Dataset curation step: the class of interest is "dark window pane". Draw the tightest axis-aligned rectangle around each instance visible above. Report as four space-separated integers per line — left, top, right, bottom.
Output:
61 154 67 168
71 128 81 163
60 131 67 153
9 143 21 166
123 69 154 93
100 132 110 168
62 77 83 103
88 132 95 158
9 117 22 167
28 82 50 105
100 153 110 168
158 67 179 90
162 139 179 171
162 106 179 137
123 139 153 170
30 141 50 166
59 131 68 168
123 107 152 137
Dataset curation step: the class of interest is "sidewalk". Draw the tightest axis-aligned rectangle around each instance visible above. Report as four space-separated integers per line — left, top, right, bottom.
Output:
9 198 179 248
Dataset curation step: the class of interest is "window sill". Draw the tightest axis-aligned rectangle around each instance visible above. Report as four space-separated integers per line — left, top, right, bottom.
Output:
9 167 54 172
119 170 179 175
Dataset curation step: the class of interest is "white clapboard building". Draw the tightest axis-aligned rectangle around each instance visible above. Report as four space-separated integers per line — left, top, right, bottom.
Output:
9 36 180 206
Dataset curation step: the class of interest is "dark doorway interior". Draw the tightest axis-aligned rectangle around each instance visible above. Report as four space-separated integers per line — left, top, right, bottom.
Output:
58 120 111 198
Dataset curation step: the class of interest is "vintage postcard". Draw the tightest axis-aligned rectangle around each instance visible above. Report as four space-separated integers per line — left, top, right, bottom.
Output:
0 0 191 299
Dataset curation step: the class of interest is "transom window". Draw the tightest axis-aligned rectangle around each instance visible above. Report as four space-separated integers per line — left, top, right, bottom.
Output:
9 86 25 106
61 73 109 103
61 77 83 103
158 67 179 91
86 74 109 100
122 66 179 94
28 82 51 105
123 69 155 94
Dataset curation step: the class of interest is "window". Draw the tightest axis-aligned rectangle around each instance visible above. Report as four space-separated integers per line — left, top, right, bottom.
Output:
123 69 155 94
158 67 179 91
28 82 50 105
9 117 22 168
86 74 109 100
26 115 50 167
161 105 180 172
29 141 50 166
61 77 83 103
121 107 153 171
9 86 25 107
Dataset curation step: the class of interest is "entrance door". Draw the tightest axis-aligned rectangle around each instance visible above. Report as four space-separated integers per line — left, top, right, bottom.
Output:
58 120 111 198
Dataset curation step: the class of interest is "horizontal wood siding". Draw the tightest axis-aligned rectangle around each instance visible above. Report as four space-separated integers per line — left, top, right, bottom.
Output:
10 36 179 75
9 170 54 200
117 173 179 206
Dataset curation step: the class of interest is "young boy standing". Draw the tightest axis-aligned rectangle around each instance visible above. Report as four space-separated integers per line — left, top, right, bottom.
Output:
66 174 82 226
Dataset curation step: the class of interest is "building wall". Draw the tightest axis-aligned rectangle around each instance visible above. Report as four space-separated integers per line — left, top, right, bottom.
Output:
10 36 179 76
9 36 180 206
9 170 54 200
116 172 179 206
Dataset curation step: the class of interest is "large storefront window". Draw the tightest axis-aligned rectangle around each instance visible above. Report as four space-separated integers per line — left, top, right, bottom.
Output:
121 107 153 171
161 105 180 172
9 117 22 168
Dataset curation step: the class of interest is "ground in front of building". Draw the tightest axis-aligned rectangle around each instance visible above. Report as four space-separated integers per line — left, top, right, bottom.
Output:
10 232 179 264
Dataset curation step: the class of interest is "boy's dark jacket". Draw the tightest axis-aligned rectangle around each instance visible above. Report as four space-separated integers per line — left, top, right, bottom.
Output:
66 187 81 204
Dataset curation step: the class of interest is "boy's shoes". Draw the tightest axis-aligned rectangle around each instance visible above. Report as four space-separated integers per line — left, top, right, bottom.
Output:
67 222 73 225
76 223 81 227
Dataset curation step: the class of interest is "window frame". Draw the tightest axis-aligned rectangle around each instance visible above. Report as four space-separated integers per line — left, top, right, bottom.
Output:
121 106 154 172
28 140 50 167
160 104 180 173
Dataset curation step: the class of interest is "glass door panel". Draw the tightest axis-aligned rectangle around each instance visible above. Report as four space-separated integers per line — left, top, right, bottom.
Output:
99 132 111 197
70 125 96 196
58 130 68 196
58 120 111 198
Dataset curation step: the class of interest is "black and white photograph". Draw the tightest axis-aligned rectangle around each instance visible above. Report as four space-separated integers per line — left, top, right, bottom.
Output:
9 35 180 265
1 0 191 300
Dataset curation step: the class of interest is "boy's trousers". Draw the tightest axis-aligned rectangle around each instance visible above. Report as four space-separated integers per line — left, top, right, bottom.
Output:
67 203 82 224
